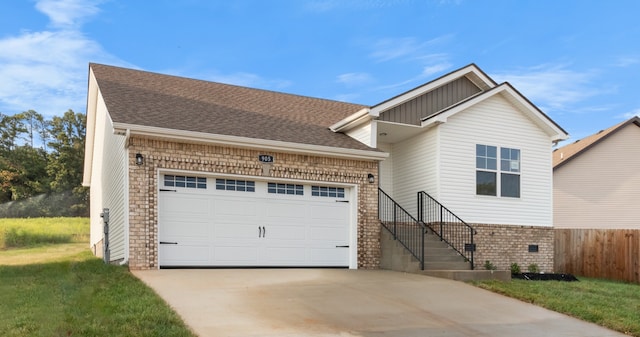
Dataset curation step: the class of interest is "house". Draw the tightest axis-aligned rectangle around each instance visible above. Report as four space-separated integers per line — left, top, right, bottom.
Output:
83 63 568 271
553 116 640 229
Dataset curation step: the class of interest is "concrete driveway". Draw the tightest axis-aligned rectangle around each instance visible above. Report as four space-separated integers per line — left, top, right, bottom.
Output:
134 269 625 337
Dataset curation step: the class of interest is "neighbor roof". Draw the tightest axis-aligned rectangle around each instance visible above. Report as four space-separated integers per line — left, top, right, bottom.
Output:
89 63 375 152
553 116 640 169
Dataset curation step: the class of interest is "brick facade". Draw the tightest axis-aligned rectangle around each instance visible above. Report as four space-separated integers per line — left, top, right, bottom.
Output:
472 223 554 272
126 136 381 270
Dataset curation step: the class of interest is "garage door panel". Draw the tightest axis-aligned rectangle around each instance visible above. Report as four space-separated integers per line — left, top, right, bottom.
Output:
215 223 262 239
310 248 349 265
161 220 209 239
263 247 307 263
214 246 259 264
215 198 258 216
260 225 306 240
161 195 210 216
309 226 348 241
265 201 306 219
160 244 210 266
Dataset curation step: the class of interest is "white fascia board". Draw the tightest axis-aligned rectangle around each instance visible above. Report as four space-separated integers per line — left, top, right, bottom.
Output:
82 69 99 187
329 108 371 132
113 123 389 161
370 64 496 117
421 84 569 141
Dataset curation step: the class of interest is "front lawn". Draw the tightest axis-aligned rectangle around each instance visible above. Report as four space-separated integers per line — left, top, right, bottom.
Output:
474 278 640 336
0 217 196 337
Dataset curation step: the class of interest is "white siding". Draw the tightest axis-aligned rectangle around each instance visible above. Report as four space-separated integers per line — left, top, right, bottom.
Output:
554 124 640 229
389 127 438 217
346 123 372 147
438 94 554 226
378 142 393 195
89 92 128 261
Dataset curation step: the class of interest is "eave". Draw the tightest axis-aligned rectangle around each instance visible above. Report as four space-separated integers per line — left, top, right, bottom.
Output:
113 123 388 161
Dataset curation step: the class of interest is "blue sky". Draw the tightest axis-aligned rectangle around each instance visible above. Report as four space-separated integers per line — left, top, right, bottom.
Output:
1 0 640 142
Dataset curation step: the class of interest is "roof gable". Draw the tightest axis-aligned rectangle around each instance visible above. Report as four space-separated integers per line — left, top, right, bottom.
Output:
553 116 640 169
370 63 496 118
88 63 376 152
421 82 569 141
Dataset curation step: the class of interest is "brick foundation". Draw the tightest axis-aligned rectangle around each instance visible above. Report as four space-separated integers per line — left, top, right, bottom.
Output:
126 137 380 270
472 224 554 272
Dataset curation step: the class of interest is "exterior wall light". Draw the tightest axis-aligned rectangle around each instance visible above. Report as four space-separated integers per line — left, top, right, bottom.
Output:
135 153 144 166
367 173 375 184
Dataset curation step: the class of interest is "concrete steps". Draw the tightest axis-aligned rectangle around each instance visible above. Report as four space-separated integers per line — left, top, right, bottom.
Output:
380 224 510 282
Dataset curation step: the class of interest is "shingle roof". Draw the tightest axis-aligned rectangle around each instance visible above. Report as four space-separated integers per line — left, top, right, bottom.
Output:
553 116 640 169
90 63 376 152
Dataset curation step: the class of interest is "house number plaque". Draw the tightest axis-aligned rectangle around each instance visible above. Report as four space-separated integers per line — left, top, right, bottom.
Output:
258 154 274 163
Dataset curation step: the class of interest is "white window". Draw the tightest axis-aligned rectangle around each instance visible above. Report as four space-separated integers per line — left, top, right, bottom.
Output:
216 179 255 192
476 144 520 198
268 183 303 195
165 175 207 189
311 186 345 198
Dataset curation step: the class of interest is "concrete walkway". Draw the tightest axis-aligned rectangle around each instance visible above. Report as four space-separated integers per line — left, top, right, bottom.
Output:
134 269 626 337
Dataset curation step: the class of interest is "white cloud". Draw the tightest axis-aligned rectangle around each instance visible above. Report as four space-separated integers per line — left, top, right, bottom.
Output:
421 63 451 77
491 64 602 113
613 56 640 67
619 108 640 119
369 35 452 63
0 0 126 117
336 72 373 87
35 0 102 29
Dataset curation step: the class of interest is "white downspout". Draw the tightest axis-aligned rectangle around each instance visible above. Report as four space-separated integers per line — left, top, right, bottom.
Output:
120 129 131 266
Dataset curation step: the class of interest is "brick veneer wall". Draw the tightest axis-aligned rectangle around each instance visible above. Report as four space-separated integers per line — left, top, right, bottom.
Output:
127 137 381 270
472 224 554 272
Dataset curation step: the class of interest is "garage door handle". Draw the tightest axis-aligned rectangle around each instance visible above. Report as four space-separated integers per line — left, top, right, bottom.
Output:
258 226 262 238
263 226 266 238
335 200 349 203
336 245 349 248
160 241 178 245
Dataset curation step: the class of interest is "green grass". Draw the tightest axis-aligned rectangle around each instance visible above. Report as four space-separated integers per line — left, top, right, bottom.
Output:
0 217 89 249
474 278 640 336
0 218 197 337
0 250 196 337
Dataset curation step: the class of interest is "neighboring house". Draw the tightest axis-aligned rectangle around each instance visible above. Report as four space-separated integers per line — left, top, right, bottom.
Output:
553 116 640 229
83 63 568 271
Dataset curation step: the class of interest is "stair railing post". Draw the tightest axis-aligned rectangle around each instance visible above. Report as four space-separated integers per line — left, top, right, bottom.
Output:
393 204 397 240
439 205 444 241
470 228 475 270
420 222 425 270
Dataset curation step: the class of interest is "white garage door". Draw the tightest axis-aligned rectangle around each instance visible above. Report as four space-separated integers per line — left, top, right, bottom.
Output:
158 174 352 267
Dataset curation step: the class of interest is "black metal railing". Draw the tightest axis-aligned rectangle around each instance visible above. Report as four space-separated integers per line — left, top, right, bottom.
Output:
379 188 425 270
417 191 476 269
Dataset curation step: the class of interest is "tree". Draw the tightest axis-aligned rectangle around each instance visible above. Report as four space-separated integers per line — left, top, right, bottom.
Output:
0 112 27 151
46 109 88 216
18 110 48 149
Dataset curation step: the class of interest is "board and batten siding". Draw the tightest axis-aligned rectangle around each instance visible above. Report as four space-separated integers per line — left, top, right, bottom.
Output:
379 76 481 126
388 127 439 217
554 124 640 229
90 92 128 261
437 94 554 226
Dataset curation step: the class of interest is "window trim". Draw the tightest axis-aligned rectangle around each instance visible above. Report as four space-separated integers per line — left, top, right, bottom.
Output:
475 144 521 198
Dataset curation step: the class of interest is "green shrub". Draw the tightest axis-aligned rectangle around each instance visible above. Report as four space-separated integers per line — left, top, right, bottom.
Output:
484 260 497 270
510 262 521 274
527 263 540 273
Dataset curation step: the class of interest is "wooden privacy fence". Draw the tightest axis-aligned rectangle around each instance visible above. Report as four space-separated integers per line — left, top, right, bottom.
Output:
555 229 640 284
